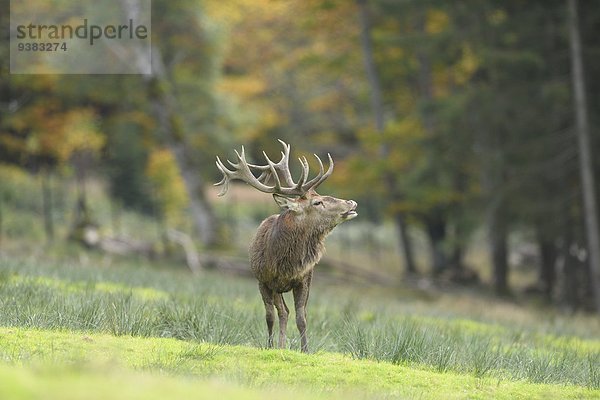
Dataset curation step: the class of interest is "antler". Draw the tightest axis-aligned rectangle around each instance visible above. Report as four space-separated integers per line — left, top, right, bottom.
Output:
215 139 334 197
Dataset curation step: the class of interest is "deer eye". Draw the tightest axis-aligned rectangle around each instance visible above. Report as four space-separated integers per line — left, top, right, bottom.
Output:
312 200 323 206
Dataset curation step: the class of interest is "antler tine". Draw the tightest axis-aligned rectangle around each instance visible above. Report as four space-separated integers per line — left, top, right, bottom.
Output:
302 154 324 190
247 141 295 187
214 156 233 196
269 140 295 186
243 151 274 186
302 153 334 192
264 151 283 191
295 156 309 190
256 170 272 183
279 143 295 186
214 146 281 196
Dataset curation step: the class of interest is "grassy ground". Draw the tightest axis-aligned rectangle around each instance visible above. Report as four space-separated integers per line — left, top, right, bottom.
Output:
0 328 597 400
0 252 599 399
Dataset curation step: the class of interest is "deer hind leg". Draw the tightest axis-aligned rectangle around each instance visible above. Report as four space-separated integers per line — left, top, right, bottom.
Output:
258 283 275 348
273 292 289 349
293 271 312 353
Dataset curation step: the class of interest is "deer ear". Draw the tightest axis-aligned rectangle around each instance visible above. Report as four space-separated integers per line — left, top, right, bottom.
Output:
273 194 301 212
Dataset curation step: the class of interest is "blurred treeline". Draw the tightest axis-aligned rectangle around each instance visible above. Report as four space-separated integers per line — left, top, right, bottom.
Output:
1 0 600 312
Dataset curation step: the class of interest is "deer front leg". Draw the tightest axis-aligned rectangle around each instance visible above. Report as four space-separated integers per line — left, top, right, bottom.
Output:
273 292 289 349
293 271 312 353
258 283 275 348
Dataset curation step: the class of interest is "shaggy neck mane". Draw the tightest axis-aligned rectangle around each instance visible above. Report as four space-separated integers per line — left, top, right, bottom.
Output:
274 210 329 240
270 210 329 270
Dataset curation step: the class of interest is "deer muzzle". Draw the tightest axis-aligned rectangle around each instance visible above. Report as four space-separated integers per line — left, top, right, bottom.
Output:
341 200 358 220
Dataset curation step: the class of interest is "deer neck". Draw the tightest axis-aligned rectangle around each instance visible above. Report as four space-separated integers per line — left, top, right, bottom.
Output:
273 211 329 273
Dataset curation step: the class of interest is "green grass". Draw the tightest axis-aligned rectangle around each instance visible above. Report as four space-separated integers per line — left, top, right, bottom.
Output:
1 366 313 400
0 254 599 396
0 327 597 400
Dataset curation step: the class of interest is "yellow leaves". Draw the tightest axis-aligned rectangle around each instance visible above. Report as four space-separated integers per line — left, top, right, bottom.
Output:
348 117 425 198
218 76 266 100
403 187 462 214
204 0 289 27
433 65 451 98
352 115 469 215
454 45 479 86
382 46 405 63
203 0 246 26
256 108 283 134
489 9 507 26
55 109 105 163
307 91 342 113
145 149 189 225
0 164 39 210
426 9 450 35
201 0 365 161
118 111 155 133
432 44 481 97
381 118 421 156
0 164 35 190
329 156 381 199
5 102 104 165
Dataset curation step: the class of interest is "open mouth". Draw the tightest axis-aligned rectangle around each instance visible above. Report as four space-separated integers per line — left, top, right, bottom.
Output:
341 203 358 219
342 210 358 219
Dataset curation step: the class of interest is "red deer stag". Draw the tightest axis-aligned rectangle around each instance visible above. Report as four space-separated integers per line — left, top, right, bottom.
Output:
215 140 357 352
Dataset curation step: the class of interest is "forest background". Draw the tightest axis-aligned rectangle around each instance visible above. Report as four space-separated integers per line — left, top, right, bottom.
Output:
1 0 600 314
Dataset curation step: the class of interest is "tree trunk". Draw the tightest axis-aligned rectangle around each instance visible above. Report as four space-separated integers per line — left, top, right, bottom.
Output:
482 155 509 295
0 197 3 250
146 51 219 248
394 214 417 274
416 9 447 275
560 235 579 310
74 153 88 218
450 171 469 272
489 204 509 295
69 151 95 242
557 162 580 309
425 214 447 274
41 169 54 243
450 221 465 272
357 0 417 274
568 0 600 312
416 7 448 275
537 231 557 300
170 140 218 247
118 0 220 248
450 242 464 271
415 13 435 133
110 198 121 236
357 0 384 133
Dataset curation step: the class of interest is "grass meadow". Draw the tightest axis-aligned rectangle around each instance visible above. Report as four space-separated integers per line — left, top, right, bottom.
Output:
0 251 598 399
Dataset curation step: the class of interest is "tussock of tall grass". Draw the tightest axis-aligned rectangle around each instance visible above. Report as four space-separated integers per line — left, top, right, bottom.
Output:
0 258 598 389
337 317 599 388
